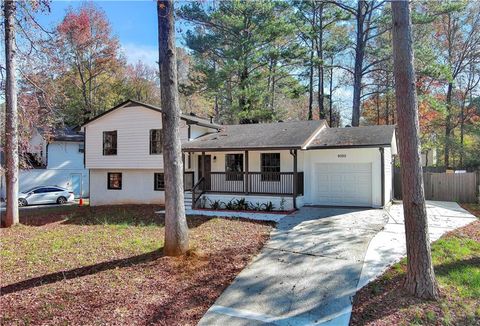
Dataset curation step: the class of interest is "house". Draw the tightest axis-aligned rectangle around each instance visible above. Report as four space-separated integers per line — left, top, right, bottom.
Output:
81 100 221 206
82 100 397 209
0 127 89 199
421 148 437 167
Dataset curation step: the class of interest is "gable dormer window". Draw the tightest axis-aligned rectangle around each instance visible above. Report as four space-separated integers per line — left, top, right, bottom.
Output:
150 129 163 155
103 131 117 155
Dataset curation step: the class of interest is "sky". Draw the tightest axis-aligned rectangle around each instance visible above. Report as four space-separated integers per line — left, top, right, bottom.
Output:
35 0 161 67
32 0 354 122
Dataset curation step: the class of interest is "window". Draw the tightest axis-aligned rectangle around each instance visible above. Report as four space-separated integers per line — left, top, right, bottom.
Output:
107 173 122 190
261 153 281 181
225 154 243 181
103 131 117 155
78 143 85 153
154 173 165 191
150 129 163 155
45 187 61 192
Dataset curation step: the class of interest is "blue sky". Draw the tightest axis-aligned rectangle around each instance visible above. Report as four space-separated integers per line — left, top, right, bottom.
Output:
35 1 161 67
33 1 354 122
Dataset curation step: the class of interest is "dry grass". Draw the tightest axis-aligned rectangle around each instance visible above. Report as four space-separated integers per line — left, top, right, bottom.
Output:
1 205 273 325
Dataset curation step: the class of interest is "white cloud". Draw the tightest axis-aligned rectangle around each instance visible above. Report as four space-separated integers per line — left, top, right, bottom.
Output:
121 43 158 68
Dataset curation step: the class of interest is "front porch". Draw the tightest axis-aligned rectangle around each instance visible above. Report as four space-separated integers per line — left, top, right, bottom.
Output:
183 149 304 210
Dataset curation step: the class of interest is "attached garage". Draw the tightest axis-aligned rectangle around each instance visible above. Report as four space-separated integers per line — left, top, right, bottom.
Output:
304 125 397 208
313 163 372 207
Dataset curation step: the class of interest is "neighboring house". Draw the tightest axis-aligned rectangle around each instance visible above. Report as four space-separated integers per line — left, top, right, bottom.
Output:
82 99 397 209
421 148 437 167
0 127 89 199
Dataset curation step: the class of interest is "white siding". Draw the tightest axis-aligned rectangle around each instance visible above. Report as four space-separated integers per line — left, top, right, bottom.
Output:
28 129 47 165
89 169 165 206
1 140 90 199
48 141 85 169
1 169 89 198
190 125 213 139
384 147 393 204
84 105 188 169
192 150 302 178
303 148 383 207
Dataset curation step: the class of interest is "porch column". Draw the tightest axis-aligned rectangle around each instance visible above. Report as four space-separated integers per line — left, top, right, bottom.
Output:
245 150 249 194
202 151 206 192
182 152 185 174
292 149 298 209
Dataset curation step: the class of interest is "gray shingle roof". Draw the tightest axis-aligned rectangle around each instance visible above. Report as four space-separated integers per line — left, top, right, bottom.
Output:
183 120 327 151
52 127 84 142
38 127 84 142
308 125 396 149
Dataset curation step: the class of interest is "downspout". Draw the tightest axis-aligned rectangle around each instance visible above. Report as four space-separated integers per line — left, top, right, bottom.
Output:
379 147 385 207
46 143 50 168
83 131 86 168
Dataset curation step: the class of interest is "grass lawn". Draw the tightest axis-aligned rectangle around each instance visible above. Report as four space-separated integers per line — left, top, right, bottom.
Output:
351 203 480 326
0 205 273 325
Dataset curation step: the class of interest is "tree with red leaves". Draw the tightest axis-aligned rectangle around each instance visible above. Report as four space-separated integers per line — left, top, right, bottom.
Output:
55 3 122 123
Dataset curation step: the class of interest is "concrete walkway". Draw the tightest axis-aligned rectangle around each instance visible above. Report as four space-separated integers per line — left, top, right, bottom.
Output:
198 202 477 326
199 207 388 325
358 201 477 289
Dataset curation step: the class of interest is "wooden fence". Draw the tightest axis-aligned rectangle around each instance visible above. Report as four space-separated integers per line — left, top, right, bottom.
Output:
394 171 478 203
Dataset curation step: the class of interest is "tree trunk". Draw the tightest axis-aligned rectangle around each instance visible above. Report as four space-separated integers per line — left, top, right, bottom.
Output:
4 0 19 227
391 0 439 300
329 56 334 126
308 44 314 120
316 3 325 120
385 72 390 125
459 92 466 167
157 0 189 256
352 1 365 127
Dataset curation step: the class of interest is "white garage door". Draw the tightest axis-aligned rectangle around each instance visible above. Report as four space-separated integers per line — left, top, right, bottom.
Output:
313 163 372 207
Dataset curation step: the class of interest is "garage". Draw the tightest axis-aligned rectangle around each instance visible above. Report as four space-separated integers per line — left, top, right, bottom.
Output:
313 163 372 207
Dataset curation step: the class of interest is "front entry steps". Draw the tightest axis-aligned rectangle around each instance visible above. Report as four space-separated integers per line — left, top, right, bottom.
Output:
184 192 193 209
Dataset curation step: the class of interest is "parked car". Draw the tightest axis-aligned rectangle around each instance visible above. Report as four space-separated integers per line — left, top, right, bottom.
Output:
18 186 75 207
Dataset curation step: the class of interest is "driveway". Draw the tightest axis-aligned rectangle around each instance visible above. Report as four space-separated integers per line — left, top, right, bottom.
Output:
198 201 477 326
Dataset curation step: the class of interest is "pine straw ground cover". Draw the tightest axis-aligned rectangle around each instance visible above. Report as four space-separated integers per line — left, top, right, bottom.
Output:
0 205 273 325
351 204 480 326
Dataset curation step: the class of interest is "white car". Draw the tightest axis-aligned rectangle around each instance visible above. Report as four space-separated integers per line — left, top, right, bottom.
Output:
18 186 75 207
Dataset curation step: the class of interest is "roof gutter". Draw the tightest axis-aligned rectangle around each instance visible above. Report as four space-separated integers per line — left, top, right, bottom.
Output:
182 146 303 152
307 143 392 150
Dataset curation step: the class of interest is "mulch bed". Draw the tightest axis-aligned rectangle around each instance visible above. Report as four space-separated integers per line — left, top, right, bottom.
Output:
0 205 273 325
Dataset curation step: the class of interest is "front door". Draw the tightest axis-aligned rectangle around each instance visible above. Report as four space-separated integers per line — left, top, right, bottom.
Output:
70 173 82 198
198 155 211 190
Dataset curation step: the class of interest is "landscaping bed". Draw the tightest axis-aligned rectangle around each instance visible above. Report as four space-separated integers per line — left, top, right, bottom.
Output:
350 204 480 325
0 205 273 325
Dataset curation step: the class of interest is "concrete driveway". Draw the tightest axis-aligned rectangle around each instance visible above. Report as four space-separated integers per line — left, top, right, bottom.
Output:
198 202 477 326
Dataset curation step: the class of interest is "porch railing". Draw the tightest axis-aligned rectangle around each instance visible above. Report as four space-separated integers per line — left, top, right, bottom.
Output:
192 177 206 209
205 172 304 196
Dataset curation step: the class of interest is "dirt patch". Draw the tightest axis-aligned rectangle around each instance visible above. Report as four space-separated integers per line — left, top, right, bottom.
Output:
0 205 273 325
